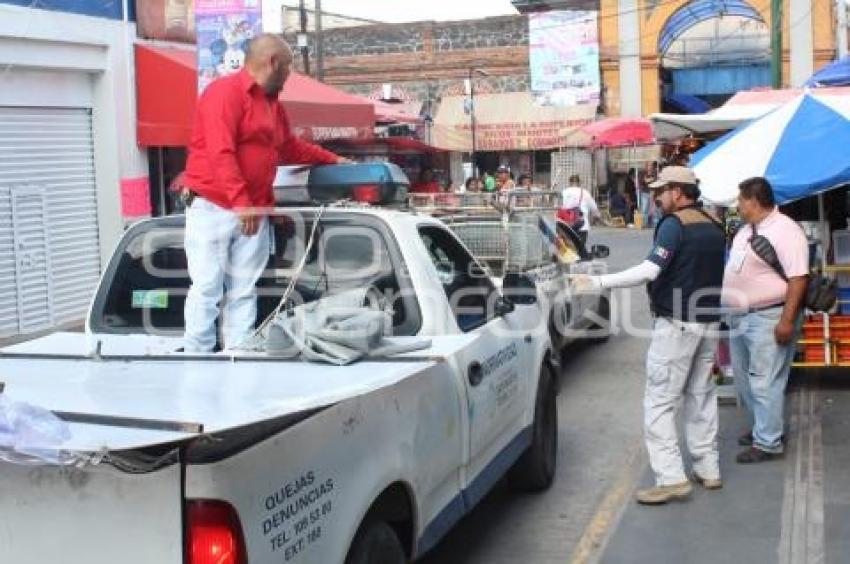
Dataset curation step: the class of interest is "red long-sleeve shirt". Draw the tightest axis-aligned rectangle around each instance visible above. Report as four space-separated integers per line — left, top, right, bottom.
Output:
183 69 340 210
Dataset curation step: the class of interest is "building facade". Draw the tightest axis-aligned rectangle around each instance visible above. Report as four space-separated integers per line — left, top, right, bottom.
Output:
0 1 147 338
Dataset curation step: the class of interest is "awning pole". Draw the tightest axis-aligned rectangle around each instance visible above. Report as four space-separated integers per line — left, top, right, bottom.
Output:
818 191 827 271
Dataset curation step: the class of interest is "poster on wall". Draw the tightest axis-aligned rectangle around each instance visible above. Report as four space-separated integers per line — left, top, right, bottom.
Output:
196 0 263 94
529 10 600 107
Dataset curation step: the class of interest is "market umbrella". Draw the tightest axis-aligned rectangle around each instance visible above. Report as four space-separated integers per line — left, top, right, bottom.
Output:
691 93 850 206
280 72 376 141
805 56 850 87
578 117 654 148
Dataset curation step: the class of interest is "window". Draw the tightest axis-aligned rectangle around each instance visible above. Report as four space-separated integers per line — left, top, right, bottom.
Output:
91 214 421 337
419 225 498 332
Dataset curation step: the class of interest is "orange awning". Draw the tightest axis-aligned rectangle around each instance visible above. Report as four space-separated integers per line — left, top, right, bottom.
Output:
135 43 197 147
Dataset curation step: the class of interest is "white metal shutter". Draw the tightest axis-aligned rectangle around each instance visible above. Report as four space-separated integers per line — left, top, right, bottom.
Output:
0 107 100 336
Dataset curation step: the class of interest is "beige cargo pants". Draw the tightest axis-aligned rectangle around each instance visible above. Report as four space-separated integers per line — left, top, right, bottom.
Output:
645 317 721 486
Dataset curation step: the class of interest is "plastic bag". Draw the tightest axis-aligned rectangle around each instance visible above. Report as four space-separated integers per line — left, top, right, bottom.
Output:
0 395 73 465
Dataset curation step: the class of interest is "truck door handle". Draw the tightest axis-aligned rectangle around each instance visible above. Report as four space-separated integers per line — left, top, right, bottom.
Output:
467 361 483 387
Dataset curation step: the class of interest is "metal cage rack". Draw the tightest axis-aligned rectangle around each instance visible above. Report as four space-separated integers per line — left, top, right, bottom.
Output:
408 190 563 276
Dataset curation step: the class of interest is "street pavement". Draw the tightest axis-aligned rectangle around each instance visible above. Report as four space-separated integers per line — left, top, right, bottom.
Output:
421 227 656 564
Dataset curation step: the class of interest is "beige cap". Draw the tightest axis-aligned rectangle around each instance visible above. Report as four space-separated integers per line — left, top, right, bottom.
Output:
649 166 697 189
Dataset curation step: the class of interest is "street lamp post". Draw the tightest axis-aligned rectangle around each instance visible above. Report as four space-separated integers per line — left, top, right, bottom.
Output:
468 67 489 177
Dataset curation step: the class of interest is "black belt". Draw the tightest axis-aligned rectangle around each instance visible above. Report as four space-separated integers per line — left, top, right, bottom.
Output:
748 302 784 313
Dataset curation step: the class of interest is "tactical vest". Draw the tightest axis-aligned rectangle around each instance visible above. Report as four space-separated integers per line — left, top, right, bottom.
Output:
648 206 726 323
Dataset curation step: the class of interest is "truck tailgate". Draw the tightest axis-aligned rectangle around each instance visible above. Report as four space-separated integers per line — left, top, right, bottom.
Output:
0 462 182 563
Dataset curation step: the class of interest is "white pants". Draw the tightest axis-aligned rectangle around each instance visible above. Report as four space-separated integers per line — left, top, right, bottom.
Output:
645 317 720 485
183 198 270 352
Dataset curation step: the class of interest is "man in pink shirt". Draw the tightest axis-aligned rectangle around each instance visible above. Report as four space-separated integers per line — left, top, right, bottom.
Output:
722 177 809 463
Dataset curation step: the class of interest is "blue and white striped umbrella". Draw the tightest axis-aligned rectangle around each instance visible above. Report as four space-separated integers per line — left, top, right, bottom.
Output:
691 92 850 206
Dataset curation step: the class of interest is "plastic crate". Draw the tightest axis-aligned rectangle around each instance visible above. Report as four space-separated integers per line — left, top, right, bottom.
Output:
839 288 850 315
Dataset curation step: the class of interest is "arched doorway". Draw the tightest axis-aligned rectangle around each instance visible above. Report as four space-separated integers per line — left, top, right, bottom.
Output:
658 0 770 110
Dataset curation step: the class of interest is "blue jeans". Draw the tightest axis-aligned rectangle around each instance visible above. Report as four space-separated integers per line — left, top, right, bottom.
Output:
728 308 800 453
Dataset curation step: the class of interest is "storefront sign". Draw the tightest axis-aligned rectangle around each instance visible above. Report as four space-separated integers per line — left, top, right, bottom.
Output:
195 0 263 93
432 92 596 152
529 10 601 107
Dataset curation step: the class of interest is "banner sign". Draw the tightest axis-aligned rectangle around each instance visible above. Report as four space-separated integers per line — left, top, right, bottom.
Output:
195 0 263 93
529 10 601 107
431 92 596 152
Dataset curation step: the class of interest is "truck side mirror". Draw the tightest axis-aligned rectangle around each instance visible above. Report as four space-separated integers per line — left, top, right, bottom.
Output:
502 272 537 306
591 244 610 259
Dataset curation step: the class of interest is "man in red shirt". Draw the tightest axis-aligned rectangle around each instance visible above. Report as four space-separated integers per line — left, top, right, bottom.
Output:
182 34 346 352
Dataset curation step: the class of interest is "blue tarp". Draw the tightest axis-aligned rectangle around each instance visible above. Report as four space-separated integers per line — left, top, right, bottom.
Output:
805 56 850 87
664 93 712 114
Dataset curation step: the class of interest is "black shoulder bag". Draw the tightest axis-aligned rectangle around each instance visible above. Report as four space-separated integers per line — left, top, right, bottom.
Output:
749 223 836 312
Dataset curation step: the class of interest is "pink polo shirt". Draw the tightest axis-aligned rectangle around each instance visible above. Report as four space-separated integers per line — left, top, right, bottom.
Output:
722 208 809 310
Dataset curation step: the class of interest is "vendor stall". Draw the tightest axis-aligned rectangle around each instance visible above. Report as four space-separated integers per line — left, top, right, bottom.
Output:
690 92 850 368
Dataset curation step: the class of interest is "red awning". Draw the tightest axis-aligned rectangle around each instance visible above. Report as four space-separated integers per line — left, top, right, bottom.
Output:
134 44 375 146
280 73 375 142
370 100 422 125
324 137 445 155
135 44 197 147
580 117 655 148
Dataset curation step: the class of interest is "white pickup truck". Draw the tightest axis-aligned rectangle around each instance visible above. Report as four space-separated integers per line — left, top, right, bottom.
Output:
0 165 582 564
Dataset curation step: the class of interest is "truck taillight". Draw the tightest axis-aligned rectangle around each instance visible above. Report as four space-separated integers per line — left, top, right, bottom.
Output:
187 500 247 564
352 184 381 203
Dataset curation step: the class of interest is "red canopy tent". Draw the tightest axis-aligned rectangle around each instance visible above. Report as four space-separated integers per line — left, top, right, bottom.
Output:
135 44 375 146
370 100 422 125
281 73 375 142
579 117 655 148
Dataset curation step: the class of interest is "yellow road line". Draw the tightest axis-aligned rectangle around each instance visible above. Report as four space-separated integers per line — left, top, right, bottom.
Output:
568 443 646 564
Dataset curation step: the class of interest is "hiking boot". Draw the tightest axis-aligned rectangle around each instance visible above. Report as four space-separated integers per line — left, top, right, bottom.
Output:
693 473 723 490
736 446 783 464
635 481 692 505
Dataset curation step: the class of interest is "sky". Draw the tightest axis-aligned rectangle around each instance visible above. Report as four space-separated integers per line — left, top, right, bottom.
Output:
264 0 518 25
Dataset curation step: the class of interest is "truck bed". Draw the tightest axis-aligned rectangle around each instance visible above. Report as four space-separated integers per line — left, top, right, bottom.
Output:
0 332 476 453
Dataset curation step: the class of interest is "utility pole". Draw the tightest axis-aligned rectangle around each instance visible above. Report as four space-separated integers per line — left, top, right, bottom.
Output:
299 0 311 76
315 0 325 81
838 0 849 59
468 68 489 177
770 0 782 87
469 69 477 177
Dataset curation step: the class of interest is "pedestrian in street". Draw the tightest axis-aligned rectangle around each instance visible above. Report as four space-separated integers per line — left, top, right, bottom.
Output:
577 166 726 504
180 34 346 353
464 176 484 193
483 171 496 192
411 167 442 194
495 165 516 191
560 174 601 246
722 177 808 463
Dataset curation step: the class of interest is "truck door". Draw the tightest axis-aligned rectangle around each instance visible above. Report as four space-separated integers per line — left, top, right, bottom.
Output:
418 226 537 500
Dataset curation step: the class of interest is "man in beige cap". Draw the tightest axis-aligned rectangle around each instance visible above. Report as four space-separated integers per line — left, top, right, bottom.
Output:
577 166 727 504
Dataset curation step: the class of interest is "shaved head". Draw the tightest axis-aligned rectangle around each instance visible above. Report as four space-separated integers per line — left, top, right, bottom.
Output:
245 34 293 96
246 33 292 66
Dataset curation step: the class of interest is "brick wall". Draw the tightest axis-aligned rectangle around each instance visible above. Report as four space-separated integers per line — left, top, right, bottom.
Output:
290 15 532 102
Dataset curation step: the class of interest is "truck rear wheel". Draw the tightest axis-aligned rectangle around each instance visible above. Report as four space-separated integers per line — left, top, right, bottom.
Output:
345 520 406 564
508 364 557 492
